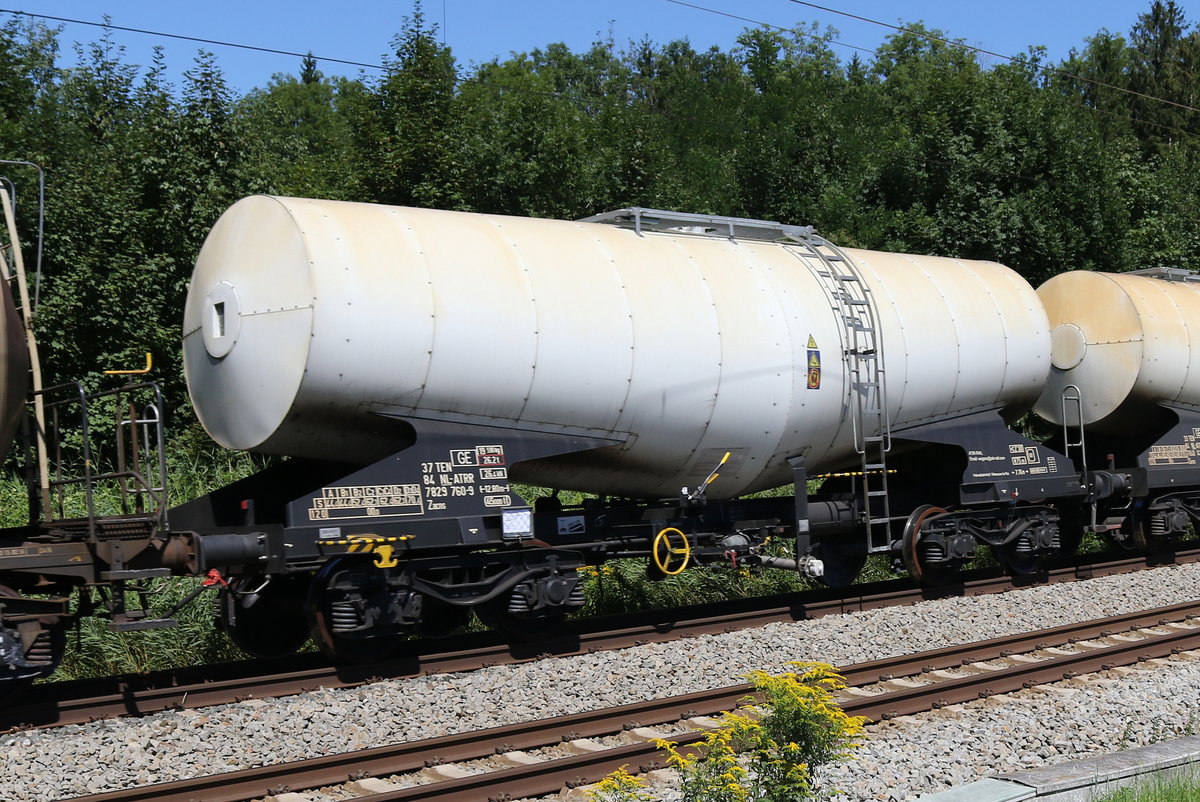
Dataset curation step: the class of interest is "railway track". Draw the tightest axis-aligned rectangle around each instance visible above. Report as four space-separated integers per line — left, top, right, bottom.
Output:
61 598 1200 802
7 545 1196 731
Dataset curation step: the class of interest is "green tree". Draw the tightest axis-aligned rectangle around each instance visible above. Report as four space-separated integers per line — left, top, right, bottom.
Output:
1128 0 1200 149
0 16 58 155
237 61 366 200
356 4 463 209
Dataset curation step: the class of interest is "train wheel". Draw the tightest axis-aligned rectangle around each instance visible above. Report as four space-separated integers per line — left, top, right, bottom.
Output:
1131 521 1152 552
306 557 398 663
413 597 470 639
0 586 66 702
994 542 1040 576
901 505 953 585
475 594 569 642
218 574 311 659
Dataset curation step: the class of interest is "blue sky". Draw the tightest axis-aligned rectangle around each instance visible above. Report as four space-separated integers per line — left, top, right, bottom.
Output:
4 1 1176 95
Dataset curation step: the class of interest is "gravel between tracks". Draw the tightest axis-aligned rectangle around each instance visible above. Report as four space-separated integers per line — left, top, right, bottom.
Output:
7 563 1200 801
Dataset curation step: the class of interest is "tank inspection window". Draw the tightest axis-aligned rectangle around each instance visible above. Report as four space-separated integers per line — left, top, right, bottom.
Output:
212 301 225 338
201 281 241 359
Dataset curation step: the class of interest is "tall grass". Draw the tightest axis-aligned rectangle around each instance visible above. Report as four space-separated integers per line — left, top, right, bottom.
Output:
54 578 251 680
1093 770 1200 802
16 437 271 680
578 558 811 617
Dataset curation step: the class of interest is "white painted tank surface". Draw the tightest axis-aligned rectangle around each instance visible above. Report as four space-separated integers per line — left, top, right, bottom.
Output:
1034 270 1200 431
183 197 1051 499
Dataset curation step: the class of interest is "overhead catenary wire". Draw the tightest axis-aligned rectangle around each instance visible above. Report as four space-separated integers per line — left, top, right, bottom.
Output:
664 0 1200 142
0 7 386 72
782 0 1200 117
4 1 1195 137
658 0 877 57
0 3 1194 182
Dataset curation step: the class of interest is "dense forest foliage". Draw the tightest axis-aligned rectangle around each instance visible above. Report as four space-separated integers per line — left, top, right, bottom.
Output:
1 1 1199 436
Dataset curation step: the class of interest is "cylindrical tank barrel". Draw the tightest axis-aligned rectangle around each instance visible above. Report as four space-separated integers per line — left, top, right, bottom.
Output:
1034 270 1200 431
183 196 1050 499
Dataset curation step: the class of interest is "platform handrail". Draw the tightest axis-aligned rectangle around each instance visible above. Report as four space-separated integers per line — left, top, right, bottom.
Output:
33 380 168 538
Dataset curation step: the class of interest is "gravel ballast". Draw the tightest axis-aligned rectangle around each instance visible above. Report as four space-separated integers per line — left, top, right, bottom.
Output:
6 562 1200 801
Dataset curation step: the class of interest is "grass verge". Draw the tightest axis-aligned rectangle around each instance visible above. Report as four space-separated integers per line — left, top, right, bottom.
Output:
1093 768 1200 801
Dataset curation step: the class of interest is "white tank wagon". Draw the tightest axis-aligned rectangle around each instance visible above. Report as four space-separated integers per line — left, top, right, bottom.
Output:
1029 267 1200 547
174 201 1128 658
1035 268 1200 432
183 197 1051 500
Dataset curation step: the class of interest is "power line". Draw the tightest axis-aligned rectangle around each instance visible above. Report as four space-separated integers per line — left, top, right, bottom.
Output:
0 3 1178 267
3 2 1194 145
662 0 876 57
0 7 386 72
783 0 1200 116
668 0 1197 141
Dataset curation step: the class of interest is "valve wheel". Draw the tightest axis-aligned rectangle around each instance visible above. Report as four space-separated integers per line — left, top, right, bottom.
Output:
652 527 692 576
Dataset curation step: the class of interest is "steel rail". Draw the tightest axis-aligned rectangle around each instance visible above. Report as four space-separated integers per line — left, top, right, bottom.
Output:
8 545 1197 730
61 600 1200 802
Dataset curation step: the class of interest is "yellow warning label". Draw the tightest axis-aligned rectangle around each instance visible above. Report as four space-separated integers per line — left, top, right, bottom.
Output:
808 352 820 368
807 334 818 348
807 368 821 389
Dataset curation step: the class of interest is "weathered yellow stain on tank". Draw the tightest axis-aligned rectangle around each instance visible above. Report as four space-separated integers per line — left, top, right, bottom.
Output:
1035 270 1200 431
184 196 1052 499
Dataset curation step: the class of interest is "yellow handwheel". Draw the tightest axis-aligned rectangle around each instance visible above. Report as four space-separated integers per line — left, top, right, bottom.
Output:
652 527 692 576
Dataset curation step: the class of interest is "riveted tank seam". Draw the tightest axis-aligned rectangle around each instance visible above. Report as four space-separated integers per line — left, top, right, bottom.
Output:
745 238 796 484
910 252 958 421
490 219 540 424
587 222 637 443
397 212 438 414
656 230 721 480
782 242 849 471
966 260 1007 411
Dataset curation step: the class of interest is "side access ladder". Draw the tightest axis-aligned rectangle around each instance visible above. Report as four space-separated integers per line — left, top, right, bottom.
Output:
787 235 893 552
580 207 894 551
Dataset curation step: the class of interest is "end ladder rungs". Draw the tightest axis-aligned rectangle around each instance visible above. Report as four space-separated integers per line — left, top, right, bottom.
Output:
867 490 888 497
864 462 886 470
869 518 891 525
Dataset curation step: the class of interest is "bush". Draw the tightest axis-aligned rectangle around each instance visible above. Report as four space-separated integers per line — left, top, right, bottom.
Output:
644 662 866 802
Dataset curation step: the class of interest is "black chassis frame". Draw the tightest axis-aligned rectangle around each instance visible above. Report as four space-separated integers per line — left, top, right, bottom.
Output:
1100 407 1200 540
172 407 1140 595
171 416 845 601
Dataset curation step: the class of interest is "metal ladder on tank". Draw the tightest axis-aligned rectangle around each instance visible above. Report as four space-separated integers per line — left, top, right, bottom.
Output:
581 207 894 548
788 235 893 553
